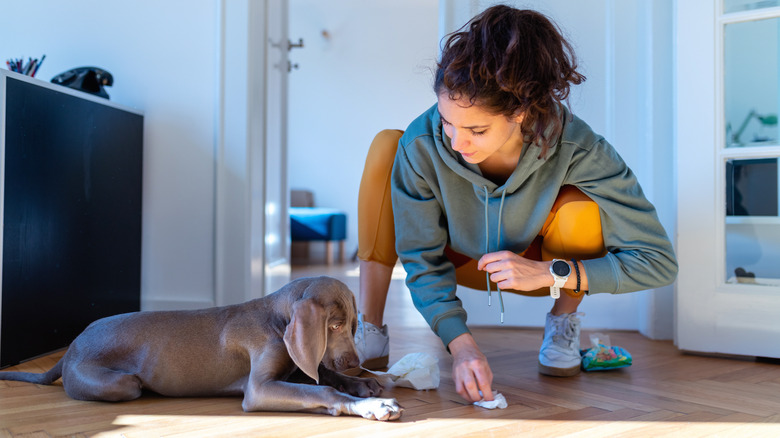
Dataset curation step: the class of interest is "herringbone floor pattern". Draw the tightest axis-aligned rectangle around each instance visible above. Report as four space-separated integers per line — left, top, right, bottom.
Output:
1 262 779 437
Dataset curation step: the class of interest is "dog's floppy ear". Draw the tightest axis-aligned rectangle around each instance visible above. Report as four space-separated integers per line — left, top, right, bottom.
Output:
283 298 328 383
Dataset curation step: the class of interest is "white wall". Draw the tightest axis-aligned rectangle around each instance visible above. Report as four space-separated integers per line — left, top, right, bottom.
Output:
287 0 440 259
1 0 220 310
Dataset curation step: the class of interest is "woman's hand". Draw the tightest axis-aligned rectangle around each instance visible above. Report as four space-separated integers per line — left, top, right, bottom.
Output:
448 333 494 403
477 250 551 291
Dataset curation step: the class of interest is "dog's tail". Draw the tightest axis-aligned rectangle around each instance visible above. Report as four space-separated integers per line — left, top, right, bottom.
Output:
0 359 63 385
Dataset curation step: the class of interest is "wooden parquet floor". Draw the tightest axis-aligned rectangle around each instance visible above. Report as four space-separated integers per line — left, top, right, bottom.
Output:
1 262 779 437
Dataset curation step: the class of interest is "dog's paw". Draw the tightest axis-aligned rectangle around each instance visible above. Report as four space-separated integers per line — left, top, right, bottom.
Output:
351 397 403 421
338 375 383 398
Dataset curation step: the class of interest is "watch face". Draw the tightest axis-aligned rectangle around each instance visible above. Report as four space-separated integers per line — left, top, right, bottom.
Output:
552 260 571 277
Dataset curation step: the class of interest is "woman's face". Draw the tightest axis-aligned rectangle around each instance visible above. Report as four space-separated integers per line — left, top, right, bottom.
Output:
437 94 524 164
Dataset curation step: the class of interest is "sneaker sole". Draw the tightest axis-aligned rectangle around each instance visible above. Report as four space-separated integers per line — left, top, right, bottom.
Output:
342 355 390 376
538 361 581 377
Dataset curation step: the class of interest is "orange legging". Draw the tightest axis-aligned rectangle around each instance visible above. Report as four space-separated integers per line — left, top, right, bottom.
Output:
357 129 606 298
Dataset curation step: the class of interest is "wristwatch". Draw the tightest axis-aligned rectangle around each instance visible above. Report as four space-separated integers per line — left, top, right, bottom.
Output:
549 259 571 299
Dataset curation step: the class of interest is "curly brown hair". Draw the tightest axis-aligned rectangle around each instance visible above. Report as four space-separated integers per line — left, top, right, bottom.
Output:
434 5 585 157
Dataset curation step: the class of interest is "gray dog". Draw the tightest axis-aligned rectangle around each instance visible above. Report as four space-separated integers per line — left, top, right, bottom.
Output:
0 276 403 421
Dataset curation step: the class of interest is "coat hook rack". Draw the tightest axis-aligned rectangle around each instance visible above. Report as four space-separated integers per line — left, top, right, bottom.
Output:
288 38 304 51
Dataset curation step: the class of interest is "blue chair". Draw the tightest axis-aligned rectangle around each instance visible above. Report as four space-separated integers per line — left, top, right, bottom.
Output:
290 190 347 265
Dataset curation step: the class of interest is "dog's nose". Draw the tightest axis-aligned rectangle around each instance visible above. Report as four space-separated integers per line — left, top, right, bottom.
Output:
346 353 360 370
335 353 360 371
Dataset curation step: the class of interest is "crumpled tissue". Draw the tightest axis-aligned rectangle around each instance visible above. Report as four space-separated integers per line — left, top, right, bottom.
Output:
473 391 508 409
363 352 440 390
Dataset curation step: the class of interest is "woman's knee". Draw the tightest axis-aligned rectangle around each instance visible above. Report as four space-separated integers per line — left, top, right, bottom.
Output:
540 186 605 298
357 130 403 266
541 186 605 260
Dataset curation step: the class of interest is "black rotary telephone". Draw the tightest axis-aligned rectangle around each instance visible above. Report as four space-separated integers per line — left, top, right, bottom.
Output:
51 67 113 99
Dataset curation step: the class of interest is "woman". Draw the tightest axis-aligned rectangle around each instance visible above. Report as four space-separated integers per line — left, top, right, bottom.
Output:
354 5 677 403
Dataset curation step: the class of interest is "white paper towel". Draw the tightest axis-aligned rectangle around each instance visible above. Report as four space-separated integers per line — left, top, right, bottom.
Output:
363 352 440 390
473 391 508 409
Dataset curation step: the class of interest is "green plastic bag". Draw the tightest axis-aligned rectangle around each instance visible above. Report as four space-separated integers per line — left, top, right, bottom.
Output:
580 333 632 371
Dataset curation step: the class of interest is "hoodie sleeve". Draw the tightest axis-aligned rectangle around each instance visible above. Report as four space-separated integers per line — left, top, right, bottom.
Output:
390 140 470 349
566 137 678 294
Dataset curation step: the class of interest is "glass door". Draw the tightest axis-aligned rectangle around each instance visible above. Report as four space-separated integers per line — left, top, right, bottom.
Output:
723 12 780 288
676 0 780 358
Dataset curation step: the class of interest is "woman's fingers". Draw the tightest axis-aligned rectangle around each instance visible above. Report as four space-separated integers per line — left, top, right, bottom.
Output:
449 334 494 403
478 251 549 291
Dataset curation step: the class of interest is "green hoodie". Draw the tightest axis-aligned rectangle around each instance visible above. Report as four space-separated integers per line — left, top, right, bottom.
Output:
391 103 678 348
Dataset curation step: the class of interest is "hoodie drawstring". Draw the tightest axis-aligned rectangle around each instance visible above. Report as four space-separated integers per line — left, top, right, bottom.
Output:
484 186 507 324
484 187 491 307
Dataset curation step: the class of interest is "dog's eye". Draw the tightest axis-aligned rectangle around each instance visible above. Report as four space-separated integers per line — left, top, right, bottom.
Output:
331 323 341 331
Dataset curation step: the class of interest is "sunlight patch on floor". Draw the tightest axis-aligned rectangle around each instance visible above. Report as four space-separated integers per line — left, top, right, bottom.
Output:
108 415 780 437
108 413 398 436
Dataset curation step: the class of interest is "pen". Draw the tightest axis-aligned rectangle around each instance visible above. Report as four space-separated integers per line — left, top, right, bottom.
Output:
33 54 45 77
27 60 37 76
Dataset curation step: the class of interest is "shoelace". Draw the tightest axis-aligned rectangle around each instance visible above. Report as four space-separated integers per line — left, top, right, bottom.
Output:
552 313 583 347
357 313 367 350
484 186 507 323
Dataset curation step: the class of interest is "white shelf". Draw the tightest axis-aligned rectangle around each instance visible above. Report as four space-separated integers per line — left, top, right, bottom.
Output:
726 276 780 287
726 216 780 225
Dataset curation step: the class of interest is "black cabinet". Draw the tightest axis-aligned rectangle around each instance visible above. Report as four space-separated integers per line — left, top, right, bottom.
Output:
1 72 144 367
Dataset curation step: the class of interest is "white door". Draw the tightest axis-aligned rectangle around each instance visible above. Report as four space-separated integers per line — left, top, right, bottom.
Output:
257 0 292 296
676 0 780 358
217 0 290 305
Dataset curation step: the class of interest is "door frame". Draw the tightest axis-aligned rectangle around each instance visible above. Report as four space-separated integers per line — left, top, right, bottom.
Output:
215 0 290 306
675 0 780 358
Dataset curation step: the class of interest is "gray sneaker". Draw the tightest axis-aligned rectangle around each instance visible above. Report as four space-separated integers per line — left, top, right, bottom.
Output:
350 313 390 373
538 312 583 377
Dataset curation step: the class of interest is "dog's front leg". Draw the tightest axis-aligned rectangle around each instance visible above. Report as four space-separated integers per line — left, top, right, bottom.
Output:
243 346 402 420
243 379 402 421
316 365 383 398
